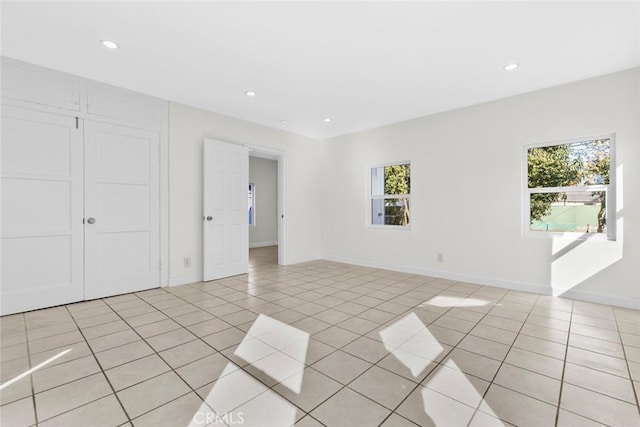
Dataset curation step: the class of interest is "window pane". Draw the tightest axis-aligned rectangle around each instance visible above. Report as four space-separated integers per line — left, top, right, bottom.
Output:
530 191 606 233
372 198 410 226
371 198 384 225
528 139 610 188
384 164 411 195
371 167 385 196
248 183 255 226
371 163 411 227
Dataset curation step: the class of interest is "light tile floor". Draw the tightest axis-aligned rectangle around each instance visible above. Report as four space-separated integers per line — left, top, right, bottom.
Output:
1 246 639 426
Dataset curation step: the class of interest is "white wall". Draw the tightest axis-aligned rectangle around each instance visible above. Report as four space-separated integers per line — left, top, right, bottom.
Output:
249 157 278 247
322 68 640 308
169 102 322 284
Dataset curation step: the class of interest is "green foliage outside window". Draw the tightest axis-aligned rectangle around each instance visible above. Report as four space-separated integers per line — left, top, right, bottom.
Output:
384 164 410 226
527 139 610 233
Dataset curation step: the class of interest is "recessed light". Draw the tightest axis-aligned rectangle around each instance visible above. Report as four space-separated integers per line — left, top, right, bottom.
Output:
245 91 256 97
101 40 119 49
323 118 332 123
504 63 519 71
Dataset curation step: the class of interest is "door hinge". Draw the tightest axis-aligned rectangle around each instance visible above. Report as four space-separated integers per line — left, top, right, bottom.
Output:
159 261 162 271
75 117 79 129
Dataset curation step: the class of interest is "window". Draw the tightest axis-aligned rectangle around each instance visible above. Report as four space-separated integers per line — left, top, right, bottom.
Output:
525 135 614 239
370 162 411 227
248 183 255 226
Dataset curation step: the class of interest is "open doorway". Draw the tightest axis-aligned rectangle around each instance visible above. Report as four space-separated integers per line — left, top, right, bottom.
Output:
248 146 285 267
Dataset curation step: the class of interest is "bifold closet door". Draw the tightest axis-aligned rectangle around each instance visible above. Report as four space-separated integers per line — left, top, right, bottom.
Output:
1 106 84 315
84 121 160 299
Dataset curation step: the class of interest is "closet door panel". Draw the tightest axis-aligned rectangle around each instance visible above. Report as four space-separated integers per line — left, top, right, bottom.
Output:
0 107 84 315
84 121 160 299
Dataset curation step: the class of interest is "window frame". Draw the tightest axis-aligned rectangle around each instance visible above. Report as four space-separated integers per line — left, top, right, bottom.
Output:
248 182 256 227
368 160 412 230
522 133 616 241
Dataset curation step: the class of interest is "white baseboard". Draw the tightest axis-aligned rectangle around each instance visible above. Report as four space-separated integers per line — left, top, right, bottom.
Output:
249 241 278 249
560 289 640 310
284 255 322 266
167 273 203 287
322 254 640 309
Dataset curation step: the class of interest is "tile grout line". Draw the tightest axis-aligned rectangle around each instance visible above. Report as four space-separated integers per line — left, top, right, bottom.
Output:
552 299 574 427
24 294 333 426
10 307 141 425
111 286 337 423
208 272 443 422
21 313 40 427
462 292 542 426
110 290 242 422
612 308 640 418
62 304 134 426
150 284 633 426
373 286 480 425
557 306 640 425
373 283 519 426
5 253 639 426
106 266 640 424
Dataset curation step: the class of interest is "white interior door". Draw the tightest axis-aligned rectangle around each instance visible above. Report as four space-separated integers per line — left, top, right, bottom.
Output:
84 121 160 299
203 139 249 281
1 106 84 315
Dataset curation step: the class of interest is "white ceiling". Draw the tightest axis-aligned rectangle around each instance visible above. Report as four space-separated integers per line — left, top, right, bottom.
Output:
1 1 638 140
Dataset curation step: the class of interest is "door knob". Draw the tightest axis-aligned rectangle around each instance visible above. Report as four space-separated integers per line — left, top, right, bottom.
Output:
206 216 213 221
87 217 96 224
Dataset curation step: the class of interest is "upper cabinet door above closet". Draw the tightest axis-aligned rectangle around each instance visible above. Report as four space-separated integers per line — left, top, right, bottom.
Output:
87 85 166 127
1 60 80 111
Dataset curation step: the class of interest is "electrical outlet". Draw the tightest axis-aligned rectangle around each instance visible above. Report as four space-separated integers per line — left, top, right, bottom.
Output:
183 257 191 268
437 253 444 263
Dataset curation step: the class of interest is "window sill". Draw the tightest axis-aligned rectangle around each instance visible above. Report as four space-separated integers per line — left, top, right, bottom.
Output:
368 224 412 231
524 230 616 242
